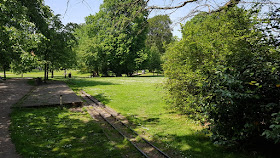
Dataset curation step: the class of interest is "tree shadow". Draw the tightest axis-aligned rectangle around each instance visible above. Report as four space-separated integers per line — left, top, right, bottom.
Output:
126 115 160 128
94 93 111 105
10 107 141 158
63 78 118 92
118 112 265 158
134 75 165 78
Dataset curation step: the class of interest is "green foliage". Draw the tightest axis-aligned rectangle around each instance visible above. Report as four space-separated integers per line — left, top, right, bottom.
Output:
147 45 161 72
262 112 280 144
75 0 148 76
0 0 45 76
0 0 77 79
147 15 173 54
163 7 280 146
144 15 173 72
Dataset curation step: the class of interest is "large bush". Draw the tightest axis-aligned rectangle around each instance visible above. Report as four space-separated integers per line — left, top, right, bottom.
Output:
163 7 280 145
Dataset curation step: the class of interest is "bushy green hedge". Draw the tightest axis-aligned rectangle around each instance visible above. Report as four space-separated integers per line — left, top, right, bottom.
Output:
163 7 280 145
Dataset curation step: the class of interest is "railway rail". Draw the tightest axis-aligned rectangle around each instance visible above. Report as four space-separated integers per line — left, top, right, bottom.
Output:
81 90 171 158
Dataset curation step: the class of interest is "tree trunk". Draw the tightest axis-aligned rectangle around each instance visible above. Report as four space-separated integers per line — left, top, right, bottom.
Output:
44 63 47 82
46 65 49 80
3 66 6 79
64 69 67 78
51 70 54 78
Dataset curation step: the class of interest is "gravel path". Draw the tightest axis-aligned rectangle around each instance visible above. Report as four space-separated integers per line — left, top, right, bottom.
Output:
0 78 33 158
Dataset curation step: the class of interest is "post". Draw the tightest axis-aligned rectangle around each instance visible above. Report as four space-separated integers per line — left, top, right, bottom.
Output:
60 95 63 109
3 66 6 80
44 63 47 82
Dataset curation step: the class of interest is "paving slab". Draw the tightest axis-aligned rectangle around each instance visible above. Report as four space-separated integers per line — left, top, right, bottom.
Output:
19 80 82 108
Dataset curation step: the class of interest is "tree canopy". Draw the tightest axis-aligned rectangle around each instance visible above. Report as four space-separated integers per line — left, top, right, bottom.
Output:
0 0 77 79
75 0 148 76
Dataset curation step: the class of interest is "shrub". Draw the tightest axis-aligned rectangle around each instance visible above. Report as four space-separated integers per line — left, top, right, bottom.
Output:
163 7 280 145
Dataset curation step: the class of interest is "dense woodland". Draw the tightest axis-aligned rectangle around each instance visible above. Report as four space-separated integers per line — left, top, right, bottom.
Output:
1 0 279 151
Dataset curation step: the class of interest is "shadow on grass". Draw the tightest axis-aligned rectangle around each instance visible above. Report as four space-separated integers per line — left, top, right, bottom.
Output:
10 107 139 158
126 115 160 126
133 75 165 77
154 133 242 158
58 78 118 92
94 93 111 105
122 113 263 158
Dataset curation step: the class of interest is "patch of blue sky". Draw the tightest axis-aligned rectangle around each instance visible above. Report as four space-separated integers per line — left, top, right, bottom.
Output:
45 0 280 38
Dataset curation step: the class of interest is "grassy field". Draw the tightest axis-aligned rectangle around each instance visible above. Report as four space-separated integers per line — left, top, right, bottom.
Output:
0 69 90 78
66 77 248 158
0 69 160 78
7 71 250 157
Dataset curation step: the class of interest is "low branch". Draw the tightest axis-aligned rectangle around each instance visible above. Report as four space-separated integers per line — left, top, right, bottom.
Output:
146 0 198 10
213 0 241 13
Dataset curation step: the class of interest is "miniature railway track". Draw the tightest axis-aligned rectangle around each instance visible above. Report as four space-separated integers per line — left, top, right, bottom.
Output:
80 90 171 158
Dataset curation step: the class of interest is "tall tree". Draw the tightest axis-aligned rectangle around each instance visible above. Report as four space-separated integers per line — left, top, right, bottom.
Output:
0 0 44 78
147 15 172 54
145 15 173 73
19 0 77 80
76 0 148 76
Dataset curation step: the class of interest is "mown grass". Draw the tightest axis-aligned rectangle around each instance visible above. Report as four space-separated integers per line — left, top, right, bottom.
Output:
10 107 140 158
0 69 90 78
66 77 249 158
7 70 252 157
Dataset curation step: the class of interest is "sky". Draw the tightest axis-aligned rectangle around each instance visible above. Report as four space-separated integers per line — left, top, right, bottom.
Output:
44 0 205 38
44 0 279 38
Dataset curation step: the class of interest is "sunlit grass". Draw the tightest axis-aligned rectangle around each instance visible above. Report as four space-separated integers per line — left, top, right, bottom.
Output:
0 69 90 78
66 77 248 158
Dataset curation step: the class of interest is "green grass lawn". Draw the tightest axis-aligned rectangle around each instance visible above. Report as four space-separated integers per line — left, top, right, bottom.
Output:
66 77 249 158
7 70 253 157
0 69 90 78
10 107 142 158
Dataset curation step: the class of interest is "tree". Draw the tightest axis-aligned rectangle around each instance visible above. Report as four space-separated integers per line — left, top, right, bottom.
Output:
74 16 110 76
19 0 77 80
0 0 44 78
147 15 173 55
144 15 173 73
147 45 161 74
75 0 148 76
47 17 77 78
0 0 77 80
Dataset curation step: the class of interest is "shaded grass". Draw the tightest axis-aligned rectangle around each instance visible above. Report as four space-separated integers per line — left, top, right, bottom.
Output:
66 77 249 158
10 107 133 158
